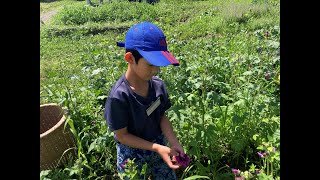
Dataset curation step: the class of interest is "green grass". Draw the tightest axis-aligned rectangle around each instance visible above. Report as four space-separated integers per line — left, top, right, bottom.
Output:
40 0 280 179
40 0 83 14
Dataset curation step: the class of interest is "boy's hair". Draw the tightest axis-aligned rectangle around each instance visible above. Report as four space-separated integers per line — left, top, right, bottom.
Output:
126 49 142 64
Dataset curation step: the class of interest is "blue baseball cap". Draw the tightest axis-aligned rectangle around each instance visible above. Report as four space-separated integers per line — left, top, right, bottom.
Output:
116 21 179 66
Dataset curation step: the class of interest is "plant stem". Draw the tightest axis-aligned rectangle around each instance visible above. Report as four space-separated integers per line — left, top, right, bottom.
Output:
201 75 206 132
271 161 273 177
266 159 269 176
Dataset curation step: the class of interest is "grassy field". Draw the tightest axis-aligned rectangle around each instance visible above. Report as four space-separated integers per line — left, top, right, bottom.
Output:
40 0 280 179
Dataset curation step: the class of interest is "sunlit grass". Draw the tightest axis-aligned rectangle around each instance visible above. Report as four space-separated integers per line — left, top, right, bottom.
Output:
40 0 280 179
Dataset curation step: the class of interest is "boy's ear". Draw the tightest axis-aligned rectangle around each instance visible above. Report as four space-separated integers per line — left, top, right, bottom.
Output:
124 52 135 64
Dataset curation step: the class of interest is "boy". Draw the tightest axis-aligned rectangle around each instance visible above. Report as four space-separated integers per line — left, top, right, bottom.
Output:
104 21 184 179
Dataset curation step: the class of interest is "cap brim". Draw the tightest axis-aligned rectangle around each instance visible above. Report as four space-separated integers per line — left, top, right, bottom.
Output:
137 50 180 67
116 42 125 47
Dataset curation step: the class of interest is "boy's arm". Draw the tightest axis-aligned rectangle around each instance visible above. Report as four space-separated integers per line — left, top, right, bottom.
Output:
160 115 184 155
115 127 180 169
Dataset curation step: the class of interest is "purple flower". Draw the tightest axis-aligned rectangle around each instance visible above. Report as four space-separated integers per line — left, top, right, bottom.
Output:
262 152 269 156
256 170 261 174
175 153 191 168
273 147 277 152
232 169 240 175
120 159 128 169
257 152 264 157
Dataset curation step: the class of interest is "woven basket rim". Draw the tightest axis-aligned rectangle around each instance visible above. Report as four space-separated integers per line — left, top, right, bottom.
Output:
40 103 67 138
40 103 60 108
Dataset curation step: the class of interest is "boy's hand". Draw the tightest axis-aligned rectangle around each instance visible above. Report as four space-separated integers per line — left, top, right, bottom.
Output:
155 144 180 169
171 143 186 169
171 143 184 156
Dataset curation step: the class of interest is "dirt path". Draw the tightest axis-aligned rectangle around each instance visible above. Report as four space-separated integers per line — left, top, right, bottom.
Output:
40 9 58 24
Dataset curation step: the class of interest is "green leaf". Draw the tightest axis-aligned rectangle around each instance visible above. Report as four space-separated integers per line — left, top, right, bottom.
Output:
267 146 274 152
257 145 264 150
234 99 245 107
243 71 253 76
183 175 210 180
194 82 202 89
249 164 256 172
204 113 211 121
97 95 107 100
273 129 280 139
238 76 246 82
253 134 259 141
220 93 229 100
253 58 261 64
266 40 280 49
232 114 242 124
88 139 97 153
40 170 51 180
187 93 195 101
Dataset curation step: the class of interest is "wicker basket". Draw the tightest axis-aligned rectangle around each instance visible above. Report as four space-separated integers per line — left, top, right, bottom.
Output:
40 103 76 171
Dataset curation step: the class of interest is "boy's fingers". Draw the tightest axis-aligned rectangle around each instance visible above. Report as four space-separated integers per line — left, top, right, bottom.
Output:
170 164 180 169
172 156 177 162
162 154 179 169
168 162 180 169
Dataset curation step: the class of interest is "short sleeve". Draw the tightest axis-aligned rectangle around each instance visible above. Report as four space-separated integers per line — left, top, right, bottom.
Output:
160 82 172 116
104 97 129 131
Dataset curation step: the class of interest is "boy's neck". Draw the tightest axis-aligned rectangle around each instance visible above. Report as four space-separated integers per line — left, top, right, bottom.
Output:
125 69 149 97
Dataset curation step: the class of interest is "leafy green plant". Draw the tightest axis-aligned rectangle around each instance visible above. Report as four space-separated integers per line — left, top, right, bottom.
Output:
41 0 279 179
118 158 148 180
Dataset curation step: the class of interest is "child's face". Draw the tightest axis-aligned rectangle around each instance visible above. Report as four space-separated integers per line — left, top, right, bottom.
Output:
133 58 160 81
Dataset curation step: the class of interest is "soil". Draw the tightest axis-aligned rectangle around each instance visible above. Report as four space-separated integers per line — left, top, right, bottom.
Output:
40 9 58 24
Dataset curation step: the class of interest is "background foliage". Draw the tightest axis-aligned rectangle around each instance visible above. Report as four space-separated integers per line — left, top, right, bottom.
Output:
40 0 280 179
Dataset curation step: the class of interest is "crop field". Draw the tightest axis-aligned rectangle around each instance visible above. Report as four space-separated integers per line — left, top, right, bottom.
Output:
40 0 280 179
